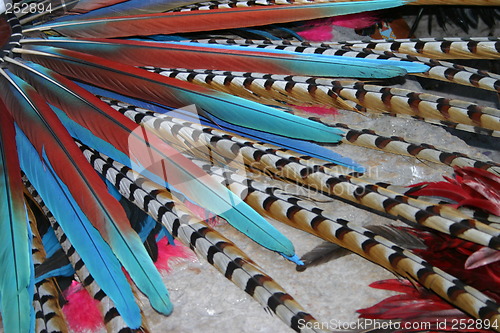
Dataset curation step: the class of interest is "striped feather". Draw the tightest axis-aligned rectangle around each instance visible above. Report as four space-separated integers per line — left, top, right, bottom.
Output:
13 45 345 143
23 178 142 333
8 82 149 327
144 66 500 134
19 38 425 79
79 142 329 333
104 92 500 175
191 38 500 92
190 158 500 325
26 201 68 333
112 104 500 249
329 37 500 60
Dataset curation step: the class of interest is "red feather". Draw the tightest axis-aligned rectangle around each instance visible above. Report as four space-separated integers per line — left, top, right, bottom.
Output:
0 71 130 236
22 37 344 75
24 1 403 38
408 167 500 216
8 54 229 196
0 16 11 48
358 279 496 332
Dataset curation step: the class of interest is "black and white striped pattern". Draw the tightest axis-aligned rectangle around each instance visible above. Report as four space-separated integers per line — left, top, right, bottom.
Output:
142 66 500 136
189 157 500 326
79 142 329 333
189 37 500 91
27 204 68 333
169 0 326 12
23 179 139 333
102 96 500 250
329 37 500 60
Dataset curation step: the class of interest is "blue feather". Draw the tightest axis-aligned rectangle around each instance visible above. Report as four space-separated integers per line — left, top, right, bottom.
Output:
160 41 429 74
49 104 297 260
41 227 61 258
0 105 34 333
15 127 143 329
75 83 362 170
35 264 75 284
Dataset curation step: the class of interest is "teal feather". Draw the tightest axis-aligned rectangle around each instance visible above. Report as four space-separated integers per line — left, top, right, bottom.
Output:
0 104 33 333
7 56 298 259
15 127 144 329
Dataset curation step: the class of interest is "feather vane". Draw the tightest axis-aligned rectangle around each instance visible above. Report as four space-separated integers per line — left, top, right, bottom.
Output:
0 100 33 333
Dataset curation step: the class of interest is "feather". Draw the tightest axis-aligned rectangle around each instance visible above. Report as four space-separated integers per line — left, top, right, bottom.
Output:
81 81 358 169
100 94 364 171
27 204 69 333
78 141 331 333
23 178 144 332
466 247 500 270
6 56 298 259
297 242 350 271
200 38 500 92
188 158 500 324
332 122 500 176
16 130 145 328
330 37 500 60
14 46 346 143
107 96 500 249
47 0 210 21
298 225 426 270
144 66 500 135
67 0 129 13
21 37 430 78
24 0 408 38
0 100 33 333
3 72 159 326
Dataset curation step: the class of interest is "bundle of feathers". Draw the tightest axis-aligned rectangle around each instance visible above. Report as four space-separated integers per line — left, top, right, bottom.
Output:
0 0 499 332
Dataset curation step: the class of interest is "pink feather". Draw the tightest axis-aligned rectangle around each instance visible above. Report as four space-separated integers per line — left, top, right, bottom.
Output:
293 105 339 116
296 12 379 41
155 239 196 273
62 281 103 332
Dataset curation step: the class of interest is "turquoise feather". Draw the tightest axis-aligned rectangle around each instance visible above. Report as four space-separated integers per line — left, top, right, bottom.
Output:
0 106 33 333
16 128 144 329
8 57 298 259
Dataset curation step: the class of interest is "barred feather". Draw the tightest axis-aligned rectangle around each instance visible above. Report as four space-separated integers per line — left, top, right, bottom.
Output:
78 142 329 333
332 37 500 60
188 158 500 325
27 202 68 333
145 66 500 135
104 97 500 249
23 178 141 333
